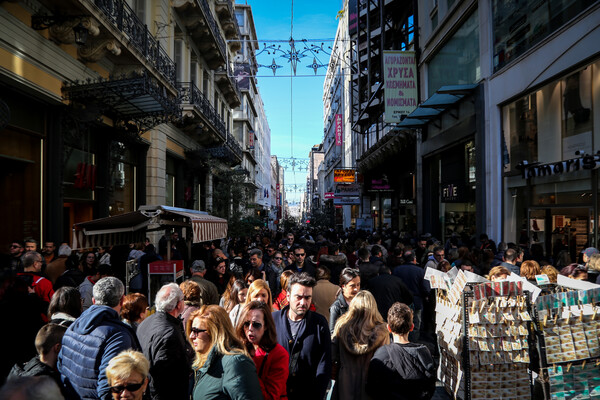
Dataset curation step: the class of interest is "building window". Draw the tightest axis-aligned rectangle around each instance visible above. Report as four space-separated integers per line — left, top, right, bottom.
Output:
235 10 244 27
133 0 145 23
492 0 595 72
166 157 177 207
174 40 184 82
427 9 479 97
203 70 210 95
190 61 197 86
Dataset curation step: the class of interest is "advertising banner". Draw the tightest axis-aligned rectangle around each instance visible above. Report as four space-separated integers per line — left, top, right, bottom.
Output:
248 130 255 149
324 192 335 199
334 169 356 183
335 183 360 196
335 114 343 146
383 50 418 123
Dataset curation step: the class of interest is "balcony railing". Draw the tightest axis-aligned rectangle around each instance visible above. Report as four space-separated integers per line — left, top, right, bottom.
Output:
198 0 227 62
94 0 176 86
178 82 227 140
225 131 243 161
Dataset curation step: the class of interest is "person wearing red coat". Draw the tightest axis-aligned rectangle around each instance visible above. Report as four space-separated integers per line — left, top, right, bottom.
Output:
236 300 289 400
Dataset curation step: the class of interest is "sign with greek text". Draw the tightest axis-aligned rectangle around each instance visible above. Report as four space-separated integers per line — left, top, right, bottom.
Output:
335 114 343 146
383 50 417 123
334 169 356 183
335 183 360 196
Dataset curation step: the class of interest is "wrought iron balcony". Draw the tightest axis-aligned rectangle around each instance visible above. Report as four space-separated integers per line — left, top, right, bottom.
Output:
178 81 227 142
224 131 243 161
93 0 176 87
173 0 227 69
215 64 242 108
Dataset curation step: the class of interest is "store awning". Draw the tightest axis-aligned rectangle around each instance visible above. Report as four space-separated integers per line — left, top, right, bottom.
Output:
396 83 478 129
72 205 227 249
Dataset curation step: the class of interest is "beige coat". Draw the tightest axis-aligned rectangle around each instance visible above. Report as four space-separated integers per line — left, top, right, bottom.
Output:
332 323 390 400
312 279 339 324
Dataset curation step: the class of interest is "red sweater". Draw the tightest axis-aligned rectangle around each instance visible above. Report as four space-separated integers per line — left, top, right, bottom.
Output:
253 343 289 400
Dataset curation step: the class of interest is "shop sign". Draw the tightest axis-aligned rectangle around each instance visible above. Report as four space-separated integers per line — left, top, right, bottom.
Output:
441 183 461 202
248 130 255 149
335 114 343 146
383 50 417 123
334 169 356 183
335 183 360 196
369 177 392 192
324 192 335 199
517 153 600 179
334 196 360 205
399 199 414 205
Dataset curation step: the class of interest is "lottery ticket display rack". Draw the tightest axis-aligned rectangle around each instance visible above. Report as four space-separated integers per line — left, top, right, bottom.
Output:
533 285 600 399
461 282 535 400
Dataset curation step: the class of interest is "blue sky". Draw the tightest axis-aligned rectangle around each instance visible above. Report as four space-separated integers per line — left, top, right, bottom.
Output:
242 0 343 205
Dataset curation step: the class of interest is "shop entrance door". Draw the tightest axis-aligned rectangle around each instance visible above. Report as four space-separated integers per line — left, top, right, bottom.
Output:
528 207 593 265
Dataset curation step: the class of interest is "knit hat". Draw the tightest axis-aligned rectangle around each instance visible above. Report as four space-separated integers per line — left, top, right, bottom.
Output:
582 247 599 259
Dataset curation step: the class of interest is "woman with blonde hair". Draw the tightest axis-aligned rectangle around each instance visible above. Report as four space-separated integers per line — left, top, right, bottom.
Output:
331 290 389 400
230 279 272 327
187 305 262 400
520 260 541 282
106 350 150 400
541 265 559 283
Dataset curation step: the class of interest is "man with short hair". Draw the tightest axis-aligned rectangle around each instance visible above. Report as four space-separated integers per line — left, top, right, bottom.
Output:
500 248 520 275
42 241 57 265
189 259 219 305
137 283 194 400
8 323 67 388
424 246 445 270
58 277 140 399
369 266 413 322
283 232 295 250
24 238 39 252
366 302 436 399
7 240 25 273
249 248 278 293
273 273 331 400
17 251 54 306
284 245 316 277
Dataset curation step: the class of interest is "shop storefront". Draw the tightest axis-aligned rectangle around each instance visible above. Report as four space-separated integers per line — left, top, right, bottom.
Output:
503 59 600 262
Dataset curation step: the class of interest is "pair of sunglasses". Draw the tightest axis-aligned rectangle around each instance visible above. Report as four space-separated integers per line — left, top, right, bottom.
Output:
243 321 263 330
110 382 144 394
190 327 207 335
273 257 283 260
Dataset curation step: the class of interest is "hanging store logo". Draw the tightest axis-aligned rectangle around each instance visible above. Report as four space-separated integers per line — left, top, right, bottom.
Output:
517 153 600 179
334 169 356 183
335 114 343 146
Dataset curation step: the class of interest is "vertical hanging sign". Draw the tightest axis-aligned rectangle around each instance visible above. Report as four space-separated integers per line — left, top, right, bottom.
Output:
248 130 255 149
335 114 343 146
383 50 417 123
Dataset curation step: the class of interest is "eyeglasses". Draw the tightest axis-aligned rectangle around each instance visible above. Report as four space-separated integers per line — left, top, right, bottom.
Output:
243 321 263 330
294 253 306 257
109 382 144 394
190 327 207 335
274 257 283 260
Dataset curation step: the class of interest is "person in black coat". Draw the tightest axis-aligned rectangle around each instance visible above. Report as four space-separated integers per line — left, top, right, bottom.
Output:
368 266 413 322
366 302 436 400
137 283 194 400
284 245 316 277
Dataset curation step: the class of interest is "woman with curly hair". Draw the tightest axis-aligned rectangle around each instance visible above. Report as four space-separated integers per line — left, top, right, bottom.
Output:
520 260 542 283
235 301 289 400
186 305 262 400
180 280 202 328
331 290 389 400
120 293 148 333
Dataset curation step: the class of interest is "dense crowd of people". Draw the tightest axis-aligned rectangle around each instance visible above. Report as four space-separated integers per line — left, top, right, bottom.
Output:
0 228 597 399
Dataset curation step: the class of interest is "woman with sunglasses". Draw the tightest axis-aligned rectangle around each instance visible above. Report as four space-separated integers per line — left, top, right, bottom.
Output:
267 251 285 298
236 301 289 400
187 305 262 400
106 350 149 400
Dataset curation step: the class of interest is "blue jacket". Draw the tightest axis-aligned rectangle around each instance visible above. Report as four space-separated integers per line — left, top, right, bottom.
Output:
392 263 430 310
273 307 331 400
58 305 140 400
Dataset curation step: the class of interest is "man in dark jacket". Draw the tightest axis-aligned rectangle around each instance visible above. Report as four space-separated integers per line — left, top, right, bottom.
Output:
58 277 139 400
284 245 317 277
189 260 219 305
8 323 66 389
366 302 436 400
356 247 381 290
273 272 331 400
137 283 194 400
392 250 431 340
